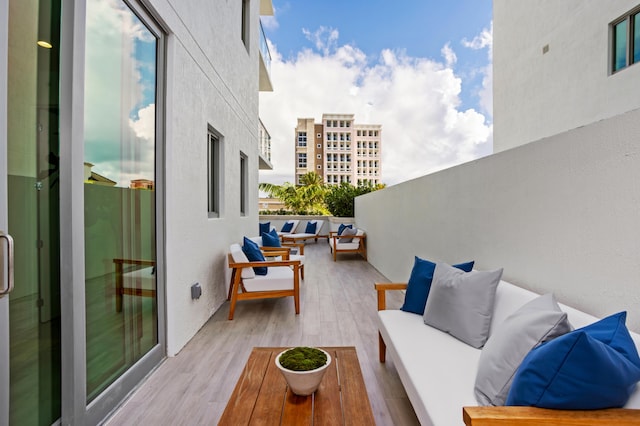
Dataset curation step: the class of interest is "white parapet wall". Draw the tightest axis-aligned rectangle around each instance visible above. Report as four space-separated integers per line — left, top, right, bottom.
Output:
356 107 640 333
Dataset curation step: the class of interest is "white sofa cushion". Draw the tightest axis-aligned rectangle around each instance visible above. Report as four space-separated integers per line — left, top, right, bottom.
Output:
230 243 255 279
242 266 294 292
377 310 480 425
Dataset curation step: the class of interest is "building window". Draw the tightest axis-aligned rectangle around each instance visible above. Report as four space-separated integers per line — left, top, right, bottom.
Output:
241 0 250 50
297 153 307 168
317 165 322 169
297 132 307 146
208 130 222 217
317 133 322 139
317 154 321 159
317 143 322 149
611 7 640 73
240 152 248 216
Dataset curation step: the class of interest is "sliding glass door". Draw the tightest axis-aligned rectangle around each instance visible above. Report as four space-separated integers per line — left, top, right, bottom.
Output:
1 0 164 423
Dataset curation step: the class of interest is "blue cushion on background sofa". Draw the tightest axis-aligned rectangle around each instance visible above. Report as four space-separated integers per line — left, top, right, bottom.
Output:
259 222 270 235
242 237 267 275
281 221 294 233
305 221 317 234
338 223 353 235
506 311 640 409
401 257 474 315
262 229 281 247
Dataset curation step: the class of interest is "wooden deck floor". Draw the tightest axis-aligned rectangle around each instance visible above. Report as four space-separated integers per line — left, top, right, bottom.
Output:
105 240 419 425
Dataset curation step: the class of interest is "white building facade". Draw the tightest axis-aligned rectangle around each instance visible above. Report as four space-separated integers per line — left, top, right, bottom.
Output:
356 1 640 342
493 0 640 151
0 0 273 423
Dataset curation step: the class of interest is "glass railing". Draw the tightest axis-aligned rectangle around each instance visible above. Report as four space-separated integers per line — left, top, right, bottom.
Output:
259 20 271 74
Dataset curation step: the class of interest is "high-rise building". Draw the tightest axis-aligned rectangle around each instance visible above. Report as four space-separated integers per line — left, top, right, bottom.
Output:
295 114 382 186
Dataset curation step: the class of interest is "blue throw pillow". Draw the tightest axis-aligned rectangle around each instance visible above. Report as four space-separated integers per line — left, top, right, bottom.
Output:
242 237 267 275
281 221 294 233
259 222 271 236
305 221 317 234
338 223 353 235
400 257 474 315
262 229 281 247
506 312 640 409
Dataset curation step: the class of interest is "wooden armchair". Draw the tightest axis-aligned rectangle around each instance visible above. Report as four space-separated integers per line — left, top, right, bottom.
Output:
227 243 301 320
329 229 366 261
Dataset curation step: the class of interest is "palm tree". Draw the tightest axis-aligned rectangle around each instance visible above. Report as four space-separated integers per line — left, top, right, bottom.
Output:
259 172 328 214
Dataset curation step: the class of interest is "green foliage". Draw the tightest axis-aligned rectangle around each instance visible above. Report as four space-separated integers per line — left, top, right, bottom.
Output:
259 172 329 215
324 182 382 217
279 347 328 371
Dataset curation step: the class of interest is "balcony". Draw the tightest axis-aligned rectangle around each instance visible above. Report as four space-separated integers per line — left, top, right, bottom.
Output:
258 19 273 92
105 240 418 425
258 118 272 170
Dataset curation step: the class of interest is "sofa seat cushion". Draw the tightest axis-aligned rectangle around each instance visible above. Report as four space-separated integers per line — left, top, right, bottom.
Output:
377 310 480 425
242 266 294 292
331 241 360 251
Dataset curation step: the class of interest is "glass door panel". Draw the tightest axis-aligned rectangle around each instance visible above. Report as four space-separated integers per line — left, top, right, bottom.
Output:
7 0 62 423
84 0 158 402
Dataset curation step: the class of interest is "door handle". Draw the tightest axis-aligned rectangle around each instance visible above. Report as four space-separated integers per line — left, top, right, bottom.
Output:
0 232 14 297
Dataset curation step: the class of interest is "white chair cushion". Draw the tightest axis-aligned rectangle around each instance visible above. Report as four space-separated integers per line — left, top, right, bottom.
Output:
122 266 155 290
230 243 255 279
243 266 294 292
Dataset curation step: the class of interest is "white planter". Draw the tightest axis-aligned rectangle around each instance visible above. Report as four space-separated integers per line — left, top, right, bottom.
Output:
275 348 332 396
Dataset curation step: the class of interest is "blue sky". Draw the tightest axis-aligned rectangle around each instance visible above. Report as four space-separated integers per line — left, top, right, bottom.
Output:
259 0 494 186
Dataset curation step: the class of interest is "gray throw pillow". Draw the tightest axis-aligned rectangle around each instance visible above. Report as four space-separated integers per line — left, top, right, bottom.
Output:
474 293 573 406
339 227 357 243
423 262 503 349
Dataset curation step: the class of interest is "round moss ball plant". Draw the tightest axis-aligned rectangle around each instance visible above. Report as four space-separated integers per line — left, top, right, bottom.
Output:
276 347 331 396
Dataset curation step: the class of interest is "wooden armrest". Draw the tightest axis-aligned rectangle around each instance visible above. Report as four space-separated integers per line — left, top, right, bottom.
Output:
113 258 156 267
259 247 291 259
281 241 304 255
229 258 301 269
463 406 640 426
374 283 408 310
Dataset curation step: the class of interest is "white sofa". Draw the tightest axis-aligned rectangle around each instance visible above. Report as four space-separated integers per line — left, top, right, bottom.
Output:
375 279 640 425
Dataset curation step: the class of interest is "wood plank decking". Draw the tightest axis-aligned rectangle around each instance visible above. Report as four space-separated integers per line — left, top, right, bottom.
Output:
105 240 419 425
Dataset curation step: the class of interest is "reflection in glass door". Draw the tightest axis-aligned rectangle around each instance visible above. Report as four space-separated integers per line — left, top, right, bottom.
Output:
84 0 158 402
7 0 62 424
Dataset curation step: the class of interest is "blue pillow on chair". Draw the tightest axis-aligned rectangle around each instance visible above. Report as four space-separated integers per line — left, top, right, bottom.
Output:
506 312 640 409
400 257 474 315
281 221 294 233
305 221 317 234
242 237 267 275
259 222 270 236
338 223 353 235
262 229 281 247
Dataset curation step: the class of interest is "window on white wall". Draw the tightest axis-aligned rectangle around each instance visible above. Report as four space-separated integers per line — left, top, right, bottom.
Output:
240 152 248 216
611 7 640 73
241 0 250 51
208 129 222 218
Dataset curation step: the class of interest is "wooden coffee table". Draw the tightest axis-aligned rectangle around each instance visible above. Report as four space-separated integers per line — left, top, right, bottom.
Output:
218 346 375 425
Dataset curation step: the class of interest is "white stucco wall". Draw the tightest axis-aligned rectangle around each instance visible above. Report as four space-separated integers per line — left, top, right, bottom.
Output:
356 107 640 333
148 0 264 355
493 0 640 152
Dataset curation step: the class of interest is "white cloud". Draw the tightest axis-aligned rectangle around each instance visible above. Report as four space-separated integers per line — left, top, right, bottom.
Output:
441 43 457 68
462 22 493 117
260 29 493 186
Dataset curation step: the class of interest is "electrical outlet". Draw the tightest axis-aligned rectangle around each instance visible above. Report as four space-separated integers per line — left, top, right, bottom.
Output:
191 282 202 300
